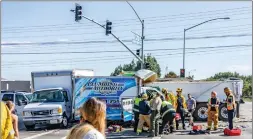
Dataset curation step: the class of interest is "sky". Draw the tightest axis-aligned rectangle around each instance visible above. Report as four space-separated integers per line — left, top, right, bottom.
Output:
1 1 252 80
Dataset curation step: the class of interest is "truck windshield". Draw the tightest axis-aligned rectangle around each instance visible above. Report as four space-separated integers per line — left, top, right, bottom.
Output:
30 90 64 103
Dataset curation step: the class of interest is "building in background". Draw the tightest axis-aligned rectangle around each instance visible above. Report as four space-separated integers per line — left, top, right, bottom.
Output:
1 78 31 92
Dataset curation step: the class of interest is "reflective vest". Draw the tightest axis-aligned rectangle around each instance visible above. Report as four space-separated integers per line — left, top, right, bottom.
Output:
160 101 175 118
133 97 141 113
208 98 219 112
1 102 15 139
226 94 236 111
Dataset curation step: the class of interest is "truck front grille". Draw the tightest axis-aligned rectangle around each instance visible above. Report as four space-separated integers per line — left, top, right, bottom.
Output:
32 110 50 116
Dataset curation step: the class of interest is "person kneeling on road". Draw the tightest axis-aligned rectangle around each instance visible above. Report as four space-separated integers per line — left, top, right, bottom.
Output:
159 100 176 134
137 93 151 135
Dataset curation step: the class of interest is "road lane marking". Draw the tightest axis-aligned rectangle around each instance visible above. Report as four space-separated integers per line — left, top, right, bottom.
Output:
61 137 66 139
23 130 56 139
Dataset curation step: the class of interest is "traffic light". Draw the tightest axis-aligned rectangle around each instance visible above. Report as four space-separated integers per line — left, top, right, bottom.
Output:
106 20 112 35
145 63 150 69
75 5 82 22
180 69 185 78
136 49 140 56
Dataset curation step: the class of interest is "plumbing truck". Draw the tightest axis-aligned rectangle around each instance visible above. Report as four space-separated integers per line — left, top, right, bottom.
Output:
145 78 243 121
23 69 161 130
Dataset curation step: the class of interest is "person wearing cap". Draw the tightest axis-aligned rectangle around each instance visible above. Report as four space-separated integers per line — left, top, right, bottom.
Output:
224 87 236 130
175 88 187 130
207 91 220 131
133 94 142 132
159 99 176 134
148 92 162 137
137 93 151 135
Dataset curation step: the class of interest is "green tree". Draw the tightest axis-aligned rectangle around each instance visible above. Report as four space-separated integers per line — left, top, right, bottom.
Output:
165 71 178 78
206 72 252 97
110 55 161 77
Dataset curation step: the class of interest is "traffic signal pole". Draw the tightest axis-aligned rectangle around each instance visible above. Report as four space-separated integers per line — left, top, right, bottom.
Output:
70 10 144 64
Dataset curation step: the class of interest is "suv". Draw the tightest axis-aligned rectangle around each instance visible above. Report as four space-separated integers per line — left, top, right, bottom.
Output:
0 91 31 116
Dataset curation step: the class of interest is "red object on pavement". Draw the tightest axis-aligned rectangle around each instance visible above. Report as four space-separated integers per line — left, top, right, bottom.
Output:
192 125 202 131
175 113 181 120
224 128 241 136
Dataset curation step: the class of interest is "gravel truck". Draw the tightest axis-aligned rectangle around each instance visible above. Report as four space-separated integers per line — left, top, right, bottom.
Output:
145 78 243 121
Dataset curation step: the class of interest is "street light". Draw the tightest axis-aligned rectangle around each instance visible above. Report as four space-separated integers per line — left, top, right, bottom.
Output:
126 1 145 69
182 17 230 75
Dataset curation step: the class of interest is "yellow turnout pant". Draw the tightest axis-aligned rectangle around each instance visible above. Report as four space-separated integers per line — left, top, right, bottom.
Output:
137 114 150 133
207 110 219 129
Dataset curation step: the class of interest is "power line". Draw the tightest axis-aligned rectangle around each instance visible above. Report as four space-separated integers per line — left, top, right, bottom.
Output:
3 6 250 31
2 33 251 47
4 12 251 38
2 44 251 64
2 47 250 68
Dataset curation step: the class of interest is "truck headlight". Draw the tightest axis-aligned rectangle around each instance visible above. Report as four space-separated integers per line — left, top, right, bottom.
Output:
23 111 32 117
52 108 62 114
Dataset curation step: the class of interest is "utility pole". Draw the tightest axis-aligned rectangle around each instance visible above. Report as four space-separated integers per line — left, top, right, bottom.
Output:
126 1 145 69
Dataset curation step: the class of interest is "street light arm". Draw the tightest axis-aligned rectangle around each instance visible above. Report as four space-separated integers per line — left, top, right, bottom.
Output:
126 1 143 25
185 17 230 31
80 15 144 63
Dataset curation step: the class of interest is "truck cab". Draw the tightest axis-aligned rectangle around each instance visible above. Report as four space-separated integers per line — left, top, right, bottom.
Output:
23 88 71 130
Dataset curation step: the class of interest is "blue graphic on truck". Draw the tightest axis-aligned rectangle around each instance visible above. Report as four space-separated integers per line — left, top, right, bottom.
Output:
74 77 137 121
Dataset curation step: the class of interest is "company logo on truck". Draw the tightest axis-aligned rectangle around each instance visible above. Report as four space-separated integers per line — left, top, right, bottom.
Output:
86 79 124 95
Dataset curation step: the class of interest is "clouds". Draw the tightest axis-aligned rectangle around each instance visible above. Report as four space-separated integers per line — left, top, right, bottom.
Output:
227 64 252 75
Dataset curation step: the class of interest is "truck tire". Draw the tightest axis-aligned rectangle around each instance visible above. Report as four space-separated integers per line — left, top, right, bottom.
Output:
194 103 208 121
60 114 69 128
219 103 237 121
25 125 35 131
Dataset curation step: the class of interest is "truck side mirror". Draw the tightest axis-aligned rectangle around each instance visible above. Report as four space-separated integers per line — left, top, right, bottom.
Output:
17 100 22 106
23 100 28 105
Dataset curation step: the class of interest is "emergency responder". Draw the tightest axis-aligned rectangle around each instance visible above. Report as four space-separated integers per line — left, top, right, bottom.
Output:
148 92 162 137
159 100 176 134
1 101 15 139
224 87 236 130
133 94 142 132
207 91 220 131
162 88 176 107
137 93 151 135
175 88 187 130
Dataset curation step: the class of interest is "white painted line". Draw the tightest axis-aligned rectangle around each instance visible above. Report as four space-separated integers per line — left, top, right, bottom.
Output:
23 130 56 139
61 137 66 139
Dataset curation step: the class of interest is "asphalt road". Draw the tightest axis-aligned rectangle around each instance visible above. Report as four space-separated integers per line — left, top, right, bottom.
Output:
19 102 252 139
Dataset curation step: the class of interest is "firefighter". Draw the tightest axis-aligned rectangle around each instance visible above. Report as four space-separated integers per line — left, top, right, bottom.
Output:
159 100 176 134
224 87 236 130
137 93 151 135
175 88 187 130
133 94 142 132
162 88 175 107
207 91 220 131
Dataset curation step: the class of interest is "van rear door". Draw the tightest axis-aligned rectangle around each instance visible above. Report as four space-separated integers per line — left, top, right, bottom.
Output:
121 98 133 122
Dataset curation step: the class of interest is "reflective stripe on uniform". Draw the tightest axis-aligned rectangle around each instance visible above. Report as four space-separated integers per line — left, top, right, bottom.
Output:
133 108 139 113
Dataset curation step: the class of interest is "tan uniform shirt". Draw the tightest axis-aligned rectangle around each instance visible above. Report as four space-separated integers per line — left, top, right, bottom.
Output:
150 96 162 111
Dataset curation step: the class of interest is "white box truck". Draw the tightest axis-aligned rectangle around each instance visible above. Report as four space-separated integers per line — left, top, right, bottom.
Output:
22 69 94 130
145 78 243 121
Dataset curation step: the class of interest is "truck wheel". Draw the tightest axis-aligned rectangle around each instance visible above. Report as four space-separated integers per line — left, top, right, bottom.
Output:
219 104 237 121
194 103 208 121
60 114 68 128
25 125 35 131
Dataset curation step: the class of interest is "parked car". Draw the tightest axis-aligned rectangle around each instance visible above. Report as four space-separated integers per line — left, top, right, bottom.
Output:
0 90 31 116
